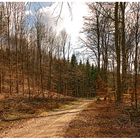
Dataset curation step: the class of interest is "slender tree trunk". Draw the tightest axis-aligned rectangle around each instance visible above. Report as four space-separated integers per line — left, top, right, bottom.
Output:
48 51 52 91
32 44 35 97
15 24 19 94
0 9 3 93
134 7 139 109
0 33 2 94
120 2 126 98
96 13 100 71
36 25 44 98
26 41 31 99
115 2 121 103
134 41 138 110
58 61 62 94
7 15 12 95
21 36 25 95
38 44 44 97
67 41 70 61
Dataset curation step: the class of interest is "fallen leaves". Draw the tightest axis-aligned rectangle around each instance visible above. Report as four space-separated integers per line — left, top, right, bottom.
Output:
65 100 140 138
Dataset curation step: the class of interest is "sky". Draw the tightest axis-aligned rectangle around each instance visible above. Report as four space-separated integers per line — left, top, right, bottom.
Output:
25 2 89 54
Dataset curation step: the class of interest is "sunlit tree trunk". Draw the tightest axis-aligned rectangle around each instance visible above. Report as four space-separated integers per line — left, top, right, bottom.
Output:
134 4 139 109
6 4 12 95
26 40 31 99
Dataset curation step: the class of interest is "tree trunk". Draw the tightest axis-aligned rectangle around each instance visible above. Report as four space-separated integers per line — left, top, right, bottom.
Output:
134 6 139 109
120 2 126 98
96 12 100 72
115 2 121 103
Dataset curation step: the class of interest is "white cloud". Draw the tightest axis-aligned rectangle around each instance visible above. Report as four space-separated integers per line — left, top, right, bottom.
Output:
61 2 89 46
35 2 89 49
25 10 33 16
43 3 87 31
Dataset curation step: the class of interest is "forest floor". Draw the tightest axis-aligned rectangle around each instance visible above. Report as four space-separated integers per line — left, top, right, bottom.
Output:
65 99 140 138
0 98 93 137
0 94 76 135
1 96 140 138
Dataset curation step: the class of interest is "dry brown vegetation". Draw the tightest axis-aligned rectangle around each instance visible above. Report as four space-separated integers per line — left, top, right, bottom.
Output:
0 95 76 133
65 99 140 138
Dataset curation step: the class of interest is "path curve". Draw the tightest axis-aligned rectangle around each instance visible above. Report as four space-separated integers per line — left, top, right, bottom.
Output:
0 99 93 138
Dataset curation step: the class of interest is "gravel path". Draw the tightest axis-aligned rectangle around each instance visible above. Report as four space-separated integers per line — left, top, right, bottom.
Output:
0 99 93 138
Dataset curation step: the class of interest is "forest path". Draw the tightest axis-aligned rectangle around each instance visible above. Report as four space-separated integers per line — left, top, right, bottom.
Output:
0 98 94 138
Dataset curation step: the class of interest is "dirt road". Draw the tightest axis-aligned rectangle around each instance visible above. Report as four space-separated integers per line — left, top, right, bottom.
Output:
0 99 93 138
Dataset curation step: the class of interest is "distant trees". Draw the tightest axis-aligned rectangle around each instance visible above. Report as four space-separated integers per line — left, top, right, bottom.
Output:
0 2 98 99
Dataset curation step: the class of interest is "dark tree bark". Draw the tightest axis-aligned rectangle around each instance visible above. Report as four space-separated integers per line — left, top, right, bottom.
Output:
37 27 44 98
120 2 126 97
96 11 101 72
115 2 121 103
